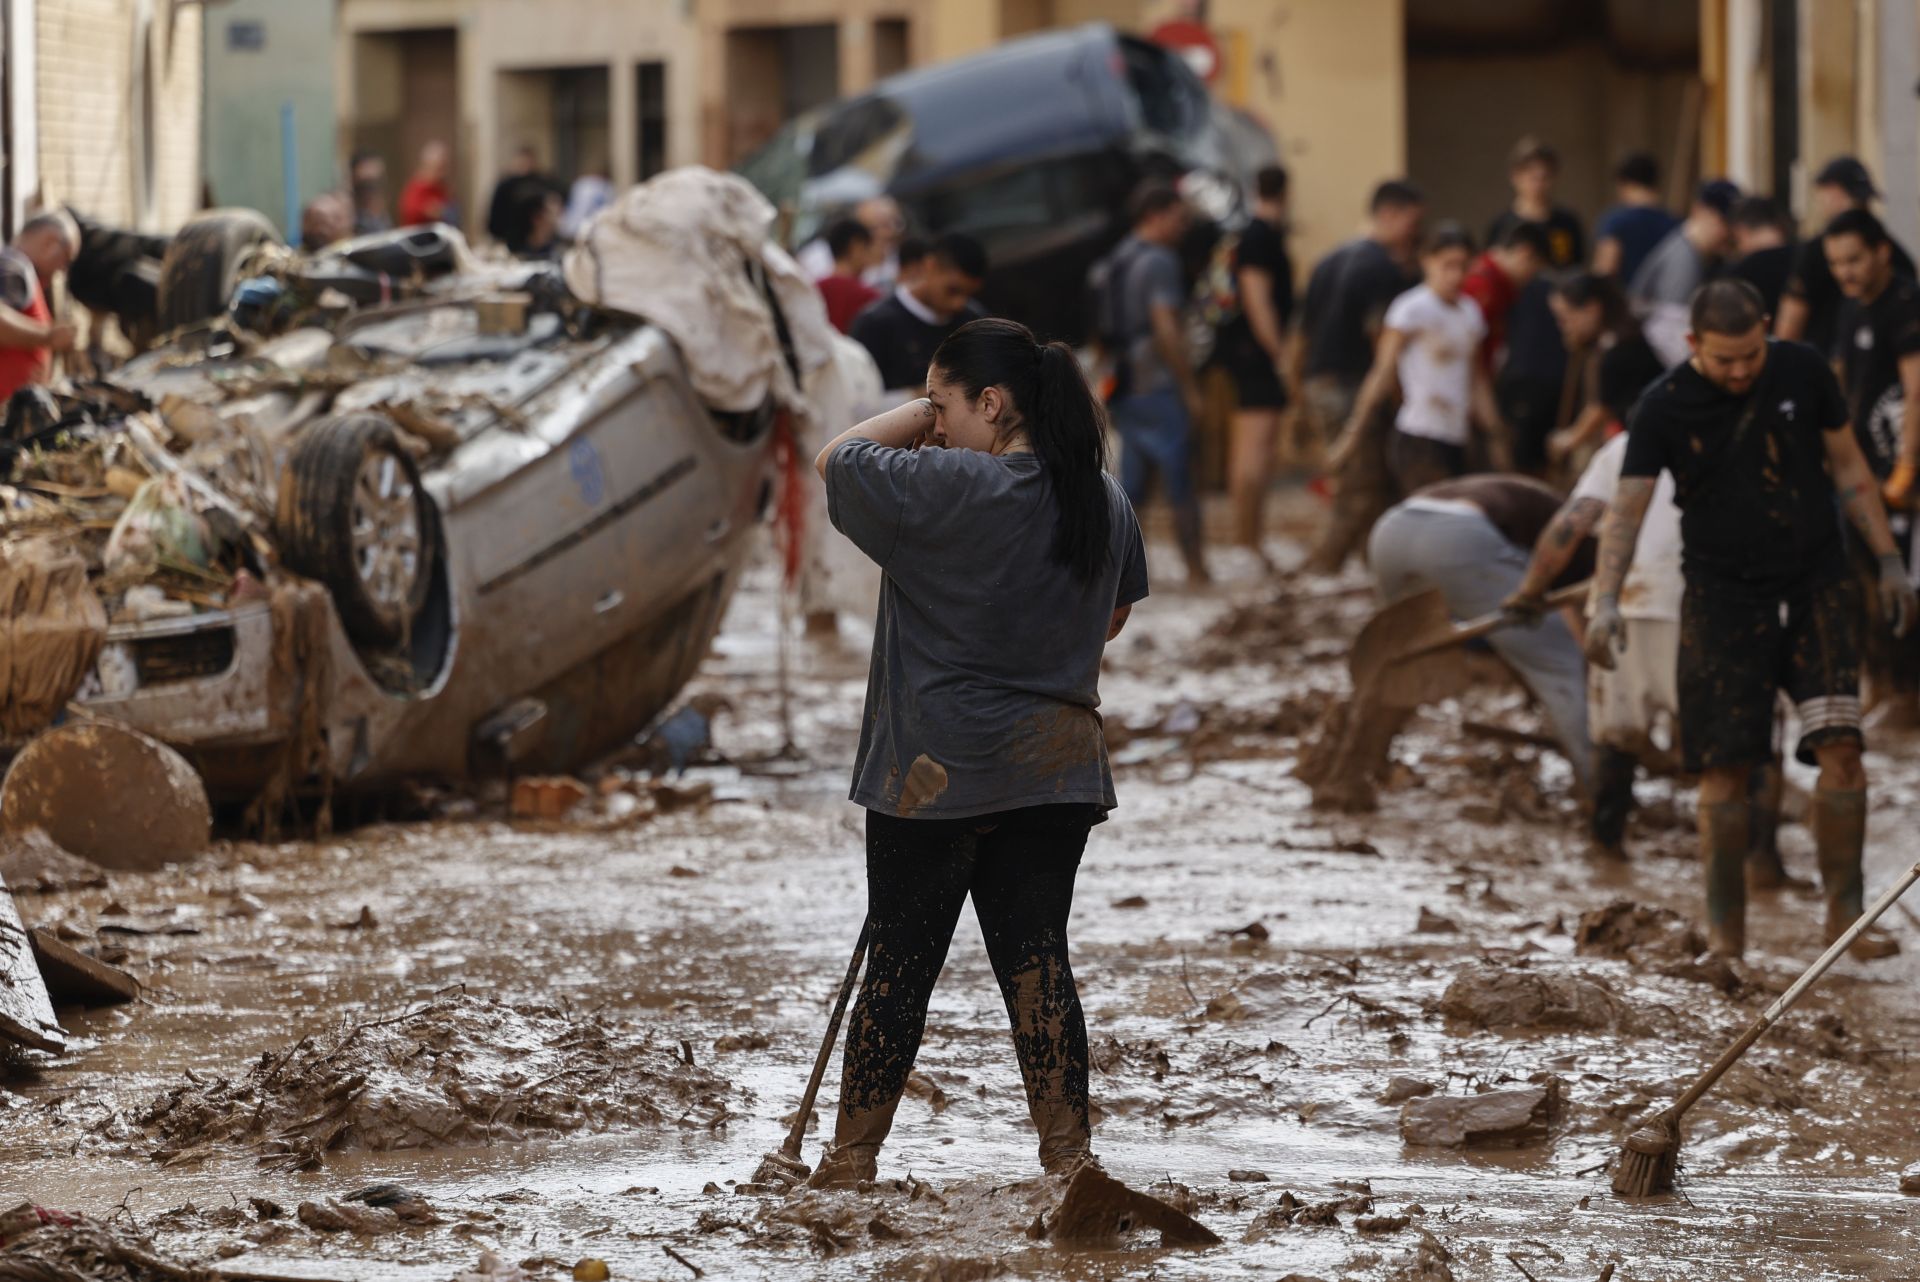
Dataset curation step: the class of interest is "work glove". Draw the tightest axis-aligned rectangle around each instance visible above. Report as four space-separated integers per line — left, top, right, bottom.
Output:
1884 460 1917 509
1499 589 1548 628
1583 594 1626 671
1877 552 1917 638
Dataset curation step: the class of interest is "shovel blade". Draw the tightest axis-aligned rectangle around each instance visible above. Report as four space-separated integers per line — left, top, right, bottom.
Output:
1050 1166 1221 1249
1348 589 1479 710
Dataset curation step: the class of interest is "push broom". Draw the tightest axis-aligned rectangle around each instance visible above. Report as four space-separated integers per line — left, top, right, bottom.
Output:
1612 856 1920 1196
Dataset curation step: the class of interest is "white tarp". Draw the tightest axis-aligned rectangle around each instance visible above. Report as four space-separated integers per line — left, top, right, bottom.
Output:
563 167 838 415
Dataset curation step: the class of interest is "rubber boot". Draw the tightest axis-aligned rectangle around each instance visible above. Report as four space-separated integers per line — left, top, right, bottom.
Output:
1809 789 1901 960
1698 800 1749 959
1031 1080 1095 1179
1173 502 1211 585
1588 746 1636 859
1744 761 1809 892
806 1096 900 1188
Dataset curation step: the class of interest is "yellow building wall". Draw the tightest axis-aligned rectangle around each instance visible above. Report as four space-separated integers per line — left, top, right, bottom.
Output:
37 0 202 232
1205 0 1408 270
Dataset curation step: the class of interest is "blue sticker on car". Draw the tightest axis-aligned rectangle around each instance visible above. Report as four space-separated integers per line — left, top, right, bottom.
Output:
568 438 605 507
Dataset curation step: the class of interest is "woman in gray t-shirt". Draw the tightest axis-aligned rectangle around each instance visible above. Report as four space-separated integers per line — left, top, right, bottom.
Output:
808 317 1148 1186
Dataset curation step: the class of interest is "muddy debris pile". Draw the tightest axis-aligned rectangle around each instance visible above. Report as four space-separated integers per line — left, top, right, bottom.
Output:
1573 900 1746 994
1433 962 1634 1033
0 1203 207 1282
133 992 731 1169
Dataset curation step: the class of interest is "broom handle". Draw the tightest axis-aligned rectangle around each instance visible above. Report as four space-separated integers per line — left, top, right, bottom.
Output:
782 918 871 1158
1673 857 1920 1118
1400 580 1591 664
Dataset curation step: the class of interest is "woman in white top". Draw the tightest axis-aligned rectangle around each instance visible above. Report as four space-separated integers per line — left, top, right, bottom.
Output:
1329 222 1511 493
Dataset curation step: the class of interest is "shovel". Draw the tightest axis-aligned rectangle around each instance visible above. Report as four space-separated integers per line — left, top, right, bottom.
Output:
1348 580 1590 709
1050 1164 1221 1248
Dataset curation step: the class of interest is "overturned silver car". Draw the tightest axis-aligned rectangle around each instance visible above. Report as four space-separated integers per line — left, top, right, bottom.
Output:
6 171 867 811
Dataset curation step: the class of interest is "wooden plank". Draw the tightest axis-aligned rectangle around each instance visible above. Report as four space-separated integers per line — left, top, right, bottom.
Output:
0 873 65 1053
28 928 139 1007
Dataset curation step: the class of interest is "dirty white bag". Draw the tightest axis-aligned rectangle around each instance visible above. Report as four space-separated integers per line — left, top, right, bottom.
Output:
0 537 108 738
563 166 837 414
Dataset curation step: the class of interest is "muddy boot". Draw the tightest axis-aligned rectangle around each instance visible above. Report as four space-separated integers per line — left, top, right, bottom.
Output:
1588 746 1636 860
1809 789 1901 960
1744 762 1808 892
1029 1076 1093 1178
1698 800 1749 959
805 1099 898 1188
1174 503 1211 585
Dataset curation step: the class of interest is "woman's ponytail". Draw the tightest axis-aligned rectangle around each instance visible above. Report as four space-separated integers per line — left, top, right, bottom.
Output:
1029 341 1112 583
930 318 1113 583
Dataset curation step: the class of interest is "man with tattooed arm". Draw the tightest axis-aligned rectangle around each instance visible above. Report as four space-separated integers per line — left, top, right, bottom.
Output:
1584 279 1915 961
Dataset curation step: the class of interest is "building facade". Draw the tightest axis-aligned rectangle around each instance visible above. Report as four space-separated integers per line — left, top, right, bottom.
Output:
334 0 702 242
4 0 203 238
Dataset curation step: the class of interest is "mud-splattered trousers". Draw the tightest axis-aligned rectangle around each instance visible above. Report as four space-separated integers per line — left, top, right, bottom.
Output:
828 803 1097 1177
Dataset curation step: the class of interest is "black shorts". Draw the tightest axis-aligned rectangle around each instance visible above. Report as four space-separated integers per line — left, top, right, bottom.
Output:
1387 430 1466 496
1220 331 1287 410
1677 573 1862 771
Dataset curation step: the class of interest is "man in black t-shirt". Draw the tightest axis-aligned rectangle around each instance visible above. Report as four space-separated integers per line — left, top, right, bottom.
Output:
1777 156 1916 356
1298 179 1423 572
1589 279 1913 961
850 233 988 392
1825 208 1920 728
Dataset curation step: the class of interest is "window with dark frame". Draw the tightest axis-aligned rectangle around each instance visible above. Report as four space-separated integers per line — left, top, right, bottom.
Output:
636 62 667 180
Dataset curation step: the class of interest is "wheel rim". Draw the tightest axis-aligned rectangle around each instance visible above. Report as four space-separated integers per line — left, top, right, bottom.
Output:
349 449 422 615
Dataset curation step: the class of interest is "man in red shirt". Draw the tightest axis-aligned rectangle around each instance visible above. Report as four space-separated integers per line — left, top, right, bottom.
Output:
0 212 79 405
398 142 453 227
1462 220 1549 373
815 218 882 333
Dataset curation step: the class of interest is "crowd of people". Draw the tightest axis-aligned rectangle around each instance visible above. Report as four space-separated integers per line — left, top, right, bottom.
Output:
1260 139 1918 969
786 138 1920 977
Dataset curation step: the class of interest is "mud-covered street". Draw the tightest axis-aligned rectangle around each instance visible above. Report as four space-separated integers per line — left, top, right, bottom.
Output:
5 500 1920 1281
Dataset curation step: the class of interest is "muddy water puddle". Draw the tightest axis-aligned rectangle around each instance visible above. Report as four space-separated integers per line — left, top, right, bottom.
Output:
7 505 1920 1279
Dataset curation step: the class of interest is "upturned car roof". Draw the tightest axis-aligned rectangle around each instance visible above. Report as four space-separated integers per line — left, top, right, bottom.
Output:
759 23 1137 199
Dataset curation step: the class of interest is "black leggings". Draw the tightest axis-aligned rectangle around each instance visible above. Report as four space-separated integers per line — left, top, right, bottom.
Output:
837 803 1095 1167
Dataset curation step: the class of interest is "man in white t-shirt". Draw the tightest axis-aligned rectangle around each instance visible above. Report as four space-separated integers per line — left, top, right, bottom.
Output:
1328 223 1508 497
1504 430 1680 859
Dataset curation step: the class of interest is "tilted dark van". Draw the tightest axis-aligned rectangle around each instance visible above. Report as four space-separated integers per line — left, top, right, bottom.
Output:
738 22 1275 343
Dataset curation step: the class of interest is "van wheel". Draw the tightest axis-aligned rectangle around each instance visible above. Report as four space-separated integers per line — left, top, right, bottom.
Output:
276 414 438 648
156 208 280 333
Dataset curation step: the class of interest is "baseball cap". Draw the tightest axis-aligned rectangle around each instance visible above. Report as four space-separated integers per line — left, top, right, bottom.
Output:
1696 178 1741 217
1814 155 1879 201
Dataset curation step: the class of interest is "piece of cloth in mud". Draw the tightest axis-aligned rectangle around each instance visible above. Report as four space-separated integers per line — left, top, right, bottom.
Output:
1621 339 1850 591
832 804 1095 1172
561 166 837 414
1676 571 1861 770
0 536 107 739
1368 497 1594 792
826 439 1147 820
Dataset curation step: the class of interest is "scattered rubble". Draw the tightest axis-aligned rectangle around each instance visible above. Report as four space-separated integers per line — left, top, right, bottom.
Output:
0 828 106 893
134 992 731 1168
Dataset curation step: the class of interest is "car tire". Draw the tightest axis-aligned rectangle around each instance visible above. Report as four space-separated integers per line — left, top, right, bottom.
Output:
156 208 280 333
276 414 438 649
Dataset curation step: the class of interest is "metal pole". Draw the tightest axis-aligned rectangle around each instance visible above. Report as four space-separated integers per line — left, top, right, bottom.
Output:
281 100 299 237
